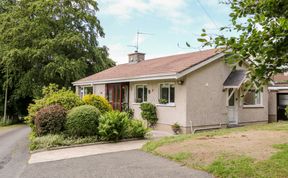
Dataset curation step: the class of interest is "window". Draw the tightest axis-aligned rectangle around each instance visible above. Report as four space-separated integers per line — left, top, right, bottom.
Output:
243 90 262 106
135 85 147 103
80 86 93 98
160 83 175 103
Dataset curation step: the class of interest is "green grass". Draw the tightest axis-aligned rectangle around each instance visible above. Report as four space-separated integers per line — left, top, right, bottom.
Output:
142 122 288 153
0 123 25 130
29 133 98 151
206 144 288 178
167 152 192 162
142 122 288 178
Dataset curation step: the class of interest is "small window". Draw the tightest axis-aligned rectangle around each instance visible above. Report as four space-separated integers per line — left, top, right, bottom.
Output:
243 90 262 106
160 83 175 104
80 86 93 98
135 85 147 103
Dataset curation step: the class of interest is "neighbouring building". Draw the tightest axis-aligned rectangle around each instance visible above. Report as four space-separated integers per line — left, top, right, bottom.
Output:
268 73 288 122
73 49 270 133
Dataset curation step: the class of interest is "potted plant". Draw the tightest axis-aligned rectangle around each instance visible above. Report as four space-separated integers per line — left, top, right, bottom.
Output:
158 98 168 104
171 122 181 134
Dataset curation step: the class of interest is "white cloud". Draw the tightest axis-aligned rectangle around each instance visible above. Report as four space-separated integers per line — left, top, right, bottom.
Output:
99 0 193 25
203 21 218 29
107 43 130 64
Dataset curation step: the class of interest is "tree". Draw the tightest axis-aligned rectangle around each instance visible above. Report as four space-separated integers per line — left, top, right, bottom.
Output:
0 0 115 117
199 0 288 87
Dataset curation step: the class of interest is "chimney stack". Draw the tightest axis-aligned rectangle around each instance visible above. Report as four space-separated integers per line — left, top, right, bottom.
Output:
128 51 145 63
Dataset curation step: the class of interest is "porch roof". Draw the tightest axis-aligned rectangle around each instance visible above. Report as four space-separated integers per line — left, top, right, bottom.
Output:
223 70 246 89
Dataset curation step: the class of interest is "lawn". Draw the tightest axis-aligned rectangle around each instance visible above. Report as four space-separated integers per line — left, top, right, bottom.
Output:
0 123 25 130
142 122 288 178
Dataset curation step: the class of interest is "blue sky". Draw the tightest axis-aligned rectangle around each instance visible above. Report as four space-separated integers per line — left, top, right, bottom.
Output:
97 0 233 64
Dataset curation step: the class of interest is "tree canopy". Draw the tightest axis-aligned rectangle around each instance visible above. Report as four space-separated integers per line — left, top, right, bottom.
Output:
0 0 115 117
199 0 288 87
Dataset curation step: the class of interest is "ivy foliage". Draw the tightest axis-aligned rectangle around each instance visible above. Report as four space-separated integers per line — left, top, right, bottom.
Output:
198 0 288 87
0 0 115 117
140 103 158 127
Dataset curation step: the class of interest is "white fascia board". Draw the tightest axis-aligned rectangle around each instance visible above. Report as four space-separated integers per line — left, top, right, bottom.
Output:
176 52 225 79
72 73 177 86
223 85 241 89
268 87 288 91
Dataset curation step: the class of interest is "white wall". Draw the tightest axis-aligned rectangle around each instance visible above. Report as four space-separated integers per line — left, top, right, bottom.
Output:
129 80 187 127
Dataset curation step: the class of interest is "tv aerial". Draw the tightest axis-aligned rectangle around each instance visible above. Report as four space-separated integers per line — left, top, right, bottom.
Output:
128 30 153 52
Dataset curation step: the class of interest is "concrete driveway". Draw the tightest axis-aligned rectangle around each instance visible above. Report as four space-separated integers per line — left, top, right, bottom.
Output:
22 150 212 178
0 125 30 178
0 125 212 178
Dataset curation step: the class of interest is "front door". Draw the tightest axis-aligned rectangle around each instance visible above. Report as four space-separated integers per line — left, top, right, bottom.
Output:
227 89 238 124
106 83 129 111
277 93 288 121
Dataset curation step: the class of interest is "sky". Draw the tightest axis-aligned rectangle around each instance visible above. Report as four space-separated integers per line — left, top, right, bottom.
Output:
96 0 233 64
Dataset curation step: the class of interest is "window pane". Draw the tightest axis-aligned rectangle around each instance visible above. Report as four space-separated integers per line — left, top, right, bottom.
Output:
170 85 175 103
243 90 261 105
160 85 169 101
279 95 288 105
136 86 143 103
84 87 93 95
108 88 112 102
144 86 147 102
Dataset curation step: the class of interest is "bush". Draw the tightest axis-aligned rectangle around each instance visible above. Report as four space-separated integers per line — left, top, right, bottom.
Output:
66 105 100 137
171 122 181 134
140 103 158 127
34 104 67 136
83 94 112 114
127 119 148 138
29 133 98 151
122 103 134 119
98 111 130 141
25 84 84 128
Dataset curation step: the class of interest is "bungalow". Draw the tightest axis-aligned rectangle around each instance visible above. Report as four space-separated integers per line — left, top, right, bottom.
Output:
73 49 269 133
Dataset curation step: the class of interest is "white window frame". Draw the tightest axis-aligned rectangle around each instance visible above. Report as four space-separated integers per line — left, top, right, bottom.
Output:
135 84 148 103
241 89 263 107
80 86 93 98
159 83 175 104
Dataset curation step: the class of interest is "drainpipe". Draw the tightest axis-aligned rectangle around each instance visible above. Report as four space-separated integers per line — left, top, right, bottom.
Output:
190 120 193 134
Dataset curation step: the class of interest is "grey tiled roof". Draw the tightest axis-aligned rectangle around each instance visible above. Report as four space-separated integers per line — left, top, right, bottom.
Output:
223 70 246 88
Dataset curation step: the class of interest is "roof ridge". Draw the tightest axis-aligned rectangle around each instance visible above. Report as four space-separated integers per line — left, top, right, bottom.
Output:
136 48 220 63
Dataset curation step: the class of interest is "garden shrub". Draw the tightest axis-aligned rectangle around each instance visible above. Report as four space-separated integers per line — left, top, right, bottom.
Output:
127 119 148 138
83 94 112 114
122 103 134 119
140 103 158 127
25 84 84 128
34 104 67 136
66 105 100 137
98 111 130 141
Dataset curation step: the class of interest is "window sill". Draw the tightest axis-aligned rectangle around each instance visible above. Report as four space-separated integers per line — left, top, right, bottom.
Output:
243 105 264 108
132 103 142 105
156 103 176 107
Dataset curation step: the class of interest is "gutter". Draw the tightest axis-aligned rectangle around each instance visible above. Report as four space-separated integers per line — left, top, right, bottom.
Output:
72 73 177 86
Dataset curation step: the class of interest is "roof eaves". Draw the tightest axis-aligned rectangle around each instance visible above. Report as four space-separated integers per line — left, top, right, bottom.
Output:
72 72 177 86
